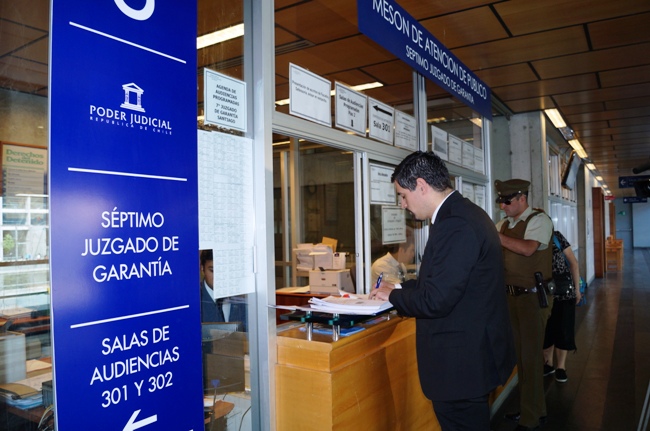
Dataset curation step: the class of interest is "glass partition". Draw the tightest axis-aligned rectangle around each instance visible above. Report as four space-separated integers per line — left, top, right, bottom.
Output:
368 189 419 287
197 1 254 430
273 136 356 290
426 96 486 177
0 0 257 429
0 2 52 429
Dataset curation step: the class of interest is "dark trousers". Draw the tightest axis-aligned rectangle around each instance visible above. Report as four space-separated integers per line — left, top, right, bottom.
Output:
432 394 490 431
508 292 552 427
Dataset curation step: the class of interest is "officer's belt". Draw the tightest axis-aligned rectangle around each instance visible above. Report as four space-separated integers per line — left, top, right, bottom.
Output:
506 285 537 296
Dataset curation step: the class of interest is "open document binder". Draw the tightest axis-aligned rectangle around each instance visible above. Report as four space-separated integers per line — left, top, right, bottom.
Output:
272 295 393 340
307 296 392 314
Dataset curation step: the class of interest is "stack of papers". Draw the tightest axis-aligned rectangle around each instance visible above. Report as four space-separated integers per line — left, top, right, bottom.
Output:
308 295 392 315
0 370 51 410
0 307 33 319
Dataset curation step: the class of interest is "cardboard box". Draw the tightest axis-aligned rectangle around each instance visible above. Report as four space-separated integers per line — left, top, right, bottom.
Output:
309 269 354 294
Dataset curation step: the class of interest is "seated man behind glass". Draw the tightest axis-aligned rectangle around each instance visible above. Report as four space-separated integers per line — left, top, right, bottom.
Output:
200 249 247 331
371 241 415 285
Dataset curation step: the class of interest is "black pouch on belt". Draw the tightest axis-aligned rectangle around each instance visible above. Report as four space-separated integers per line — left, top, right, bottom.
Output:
534 272 549 308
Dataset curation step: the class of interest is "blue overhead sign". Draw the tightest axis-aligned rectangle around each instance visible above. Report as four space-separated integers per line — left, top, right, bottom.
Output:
623 196 647 203
357 0 492 119
50 1 202 430
619 175 650 188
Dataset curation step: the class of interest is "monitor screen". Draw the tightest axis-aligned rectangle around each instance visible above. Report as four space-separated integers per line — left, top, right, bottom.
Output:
561 151 582 191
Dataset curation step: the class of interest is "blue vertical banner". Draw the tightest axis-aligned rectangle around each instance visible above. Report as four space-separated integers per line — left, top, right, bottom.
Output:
357 0 492 120
49 1 202 430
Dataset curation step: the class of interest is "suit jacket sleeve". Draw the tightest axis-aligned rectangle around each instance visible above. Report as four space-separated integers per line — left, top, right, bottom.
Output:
390 215 480 318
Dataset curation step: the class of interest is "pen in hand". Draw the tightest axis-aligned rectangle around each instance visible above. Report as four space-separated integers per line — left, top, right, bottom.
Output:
374 272 383 290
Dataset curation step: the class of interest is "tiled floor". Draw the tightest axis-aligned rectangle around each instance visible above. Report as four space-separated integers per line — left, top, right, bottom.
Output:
490 248 650 431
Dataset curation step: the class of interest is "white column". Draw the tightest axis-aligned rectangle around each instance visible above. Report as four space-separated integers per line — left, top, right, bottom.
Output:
509 112 549 212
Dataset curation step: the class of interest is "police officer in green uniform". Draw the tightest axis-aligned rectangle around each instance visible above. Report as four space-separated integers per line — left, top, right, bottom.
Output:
495 179 553 431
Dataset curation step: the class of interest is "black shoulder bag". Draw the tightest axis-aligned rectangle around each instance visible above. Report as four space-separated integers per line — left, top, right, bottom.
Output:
552 234 574 297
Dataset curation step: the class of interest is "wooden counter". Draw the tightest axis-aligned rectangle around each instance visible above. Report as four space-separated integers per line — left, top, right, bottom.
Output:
276 315 439 431
275 291 327 324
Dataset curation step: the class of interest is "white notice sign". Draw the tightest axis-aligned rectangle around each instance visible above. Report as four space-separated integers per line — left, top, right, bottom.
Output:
474 184 486 211
370 163 396 204
289 63 332 127
448 134 463 166
462 141 475 170
335 82 367 136
462 182 475 203
204 69 247 132
381 207 406 245
368 97 394 144
394 110 418 150
474 146 485 174
198 131 255 296
431 125 448 161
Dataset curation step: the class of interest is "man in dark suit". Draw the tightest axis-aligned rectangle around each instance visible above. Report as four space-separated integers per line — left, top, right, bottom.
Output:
370 151 516 430
200 249 247 331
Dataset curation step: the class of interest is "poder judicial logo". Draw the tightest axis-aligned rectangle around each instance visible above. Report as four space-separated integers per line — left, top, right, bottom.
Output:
89 82 173 135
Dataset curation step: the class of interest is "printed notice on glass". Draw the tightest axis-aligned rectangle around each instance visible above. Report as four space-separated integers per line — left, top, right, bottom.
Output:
368 97 394 144
198 130 255 297
370 163 396 205
2 144 47 196
203 69 247 132
462 182 475 203
474 185 486 211
474 146 485 174
289 63 332 127
448 134 463 166
381 207 406 245
462 141 475 170
394 110 417 150
431 125 448 161
335 82 367 136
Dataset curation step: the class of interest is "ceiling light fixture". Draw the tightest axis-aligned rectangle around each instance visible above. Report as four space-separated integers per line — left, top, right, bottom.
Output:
197 23 245 49
568 139 588 159
544 109 566 128
586 163 596 171
348 82 383 92
274 82 383 106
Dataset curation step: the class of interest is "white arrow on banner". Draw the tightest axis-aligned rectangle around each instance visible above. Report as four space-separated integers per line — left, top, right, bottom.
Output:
123 409 157 431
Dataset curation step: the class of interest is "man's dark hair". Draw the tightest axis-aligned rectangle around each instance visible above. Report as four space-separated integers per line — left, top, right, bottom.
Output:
200 249 213 267
391 151 452 192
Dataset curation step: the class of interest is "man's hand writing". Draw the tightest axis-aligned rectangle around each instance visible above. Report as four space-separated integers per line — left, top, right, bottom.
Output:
369 282 395 301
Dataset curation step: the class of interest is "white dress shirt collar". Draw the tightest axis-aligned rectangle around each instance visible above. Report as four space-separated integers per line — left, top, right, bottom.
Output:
431 190 456 225
203 280 215 301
